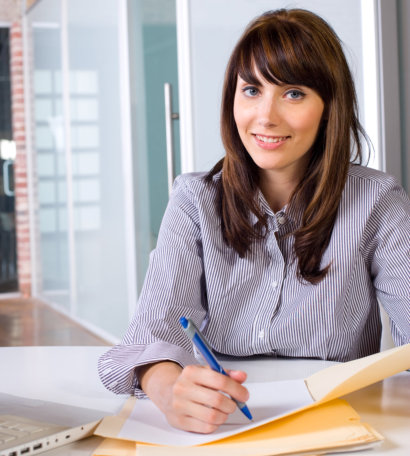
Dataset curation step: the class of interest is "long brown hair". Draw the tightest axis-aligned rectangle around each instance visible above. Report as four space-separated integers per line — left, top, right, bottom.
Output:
206 8 368 284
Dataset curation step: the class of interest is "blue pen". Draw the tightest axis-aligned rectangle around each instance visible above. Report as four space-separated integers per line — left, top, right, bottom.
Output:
179 316 253 421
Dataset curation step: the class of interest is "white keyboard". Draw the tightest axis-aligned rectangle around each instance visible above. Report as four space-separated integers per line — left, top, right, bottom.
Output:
0 416 52 445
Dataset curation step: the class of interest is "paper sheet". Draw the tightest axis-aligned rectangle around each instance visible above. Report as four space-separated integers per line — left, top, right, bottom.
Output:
134 399 383 456
116 379 313 446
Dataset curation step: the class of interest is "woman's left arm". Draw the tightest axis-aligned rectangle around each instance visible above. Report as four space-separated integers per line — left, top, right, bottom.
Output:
363 181 410 345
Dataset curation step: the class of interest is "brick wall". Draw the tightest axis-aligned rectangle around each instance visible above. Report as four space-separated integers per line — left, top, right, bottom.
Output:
10 20 31 296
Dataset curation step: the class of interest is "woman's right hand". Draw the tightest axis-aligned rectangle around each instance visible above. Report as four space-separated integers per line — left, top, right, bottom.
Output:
139 361 249 434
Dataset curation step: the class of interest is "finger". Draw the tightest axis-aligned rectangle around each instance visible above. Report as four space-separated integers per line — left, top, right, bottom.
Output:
173 374 237 415
184 366 250 403
167 412 219 434
172 394 231 426
226 369 247 384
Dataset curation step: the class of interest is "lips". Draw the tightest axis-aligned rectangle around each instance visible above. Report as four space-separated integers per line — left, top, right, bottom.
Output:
253 133 290 149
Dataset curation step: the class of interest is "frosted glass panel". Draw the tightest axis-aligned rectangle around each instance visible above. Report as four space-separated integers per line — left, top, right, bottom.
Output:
70 70 99 94
71 99 99 121
29 0 70 306
28 0 134 339
72 179 100 202
72 152 99 174
71 125 99 148
35 99 53 121
38 181 56 204
35 125 54 149
34 70 53 94
68 0 129 337
37 154 55 176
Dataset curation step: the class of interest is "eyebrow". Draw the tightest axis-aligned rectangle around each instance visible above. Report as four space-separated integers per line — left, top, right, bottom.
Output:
238 76 297 89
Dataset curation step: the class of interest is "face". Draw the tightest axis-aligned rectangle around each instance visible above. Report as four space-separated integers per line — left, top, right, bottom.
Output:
233 71 325 181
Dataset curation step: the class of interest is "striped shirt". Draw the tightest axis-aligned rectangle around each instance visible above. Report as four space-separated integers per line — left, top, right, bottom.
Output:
98 165 410 397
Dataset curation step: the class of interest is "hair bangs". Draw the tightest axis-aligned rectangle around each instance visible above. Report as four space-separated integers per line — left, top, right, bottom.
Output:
238 21 329 94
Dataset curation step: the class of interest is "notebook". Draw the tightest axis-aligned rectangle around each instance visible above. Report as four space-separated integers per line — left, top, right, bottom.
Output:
0 392 107 456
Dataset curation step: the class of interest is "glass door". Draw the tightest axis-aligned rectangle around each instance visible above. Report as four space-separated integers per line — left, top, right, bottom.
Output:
128 0 181 291
0 153 17 293
0 28 18 293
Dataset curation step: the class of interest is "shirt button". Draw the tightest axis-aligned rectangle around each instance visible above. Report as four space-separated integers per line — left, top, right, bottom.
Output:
258 329 265 339
277 215 286 225
272 281 278 289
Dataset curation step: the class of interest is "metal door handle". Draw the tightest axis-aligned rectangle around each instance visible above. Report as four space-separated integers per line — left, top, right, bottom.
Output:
3 160 14 197
164 83 179 197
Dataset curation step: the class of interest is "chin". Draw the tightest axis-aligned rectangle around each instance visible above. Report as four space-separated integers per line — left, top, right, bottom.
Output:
253 159 284 171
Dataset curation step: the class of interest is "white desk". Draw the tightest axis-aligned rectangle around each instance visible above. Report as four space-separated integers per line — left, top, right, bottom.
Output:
1 346 409 455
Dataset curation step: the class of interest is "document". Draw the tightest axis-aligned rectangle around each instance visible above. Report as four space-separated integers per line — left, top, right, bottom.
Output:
119 379 313 446
93 399 383 456
94 343 409 448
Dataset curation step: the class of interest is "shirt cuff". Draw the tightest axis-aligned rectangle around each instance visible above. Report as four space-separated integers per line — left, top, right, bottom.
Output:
98 341 198 398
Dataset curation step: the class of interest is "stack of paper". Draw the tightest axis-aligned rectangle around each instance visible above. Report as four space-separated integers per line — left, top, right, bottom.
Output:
93 343 410 455
93 399 382 455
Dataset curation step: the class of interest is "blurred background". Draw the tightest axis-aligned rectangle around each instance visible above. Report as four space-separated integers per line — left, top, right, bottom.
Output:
0 0 408 345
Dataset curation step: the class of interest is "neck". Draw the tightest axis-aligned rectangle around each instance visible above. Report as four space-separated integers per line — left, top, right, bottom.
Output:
259 168 303 212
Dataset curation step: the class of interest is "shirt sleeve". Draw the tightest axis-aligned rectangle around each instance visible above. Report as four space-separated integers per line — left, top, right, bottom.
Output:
98 175 208 397
361 176 410 345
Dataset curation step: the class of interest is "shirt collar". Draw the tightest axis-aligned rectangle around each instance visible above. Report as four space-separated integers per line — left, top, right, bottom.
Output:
250 189 303 229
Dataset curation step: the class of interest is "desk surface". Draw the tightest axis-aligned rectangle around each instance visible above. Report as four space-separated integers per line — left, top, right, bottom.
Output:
1 346 409 455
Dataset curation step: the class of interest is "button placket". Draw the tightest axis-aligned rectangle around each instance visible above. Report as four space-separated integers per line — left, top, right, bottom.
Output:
268 228 284 294
250 229 283 352
276 211 286 226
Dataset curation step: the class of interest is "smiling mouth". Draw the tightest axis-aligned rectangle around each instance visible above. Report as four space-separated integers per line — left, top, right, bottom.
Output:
254 134 290 143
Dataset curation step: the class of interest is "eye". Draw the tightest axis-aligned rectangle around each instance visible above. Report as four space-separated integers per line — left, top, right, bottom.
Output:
242 86 259 97
285 89 305 100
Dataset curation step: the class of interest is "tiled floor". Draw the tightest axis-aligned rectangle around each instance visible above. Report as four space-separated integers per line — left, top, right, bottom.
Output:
0 296 110 346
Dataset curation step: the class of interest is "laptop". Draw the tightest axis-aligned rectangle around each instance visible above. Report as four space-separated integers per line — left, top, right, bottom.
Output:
0 392 110 456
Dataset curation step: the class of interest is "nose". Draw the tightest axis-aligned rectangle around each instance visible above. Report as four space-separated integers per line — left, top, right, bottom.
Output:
258 96 280 127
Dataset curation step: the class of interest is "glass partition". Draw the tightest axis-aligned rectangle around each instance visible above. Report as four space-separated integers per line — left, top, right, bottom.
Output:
28 0 70 310
67 0 130 335
27 0 135 339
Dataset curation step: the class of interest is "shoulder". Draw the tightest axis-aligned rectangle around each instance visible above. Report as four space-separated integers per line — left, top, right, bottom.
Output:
337 165 409 231
342 166 409 237
172 171 221 202
344 165 407 205
346 164 400 191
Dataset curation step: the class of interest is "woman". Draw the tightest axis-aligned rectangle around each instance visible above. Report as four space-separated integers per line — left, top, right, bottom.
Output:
99 9 410 433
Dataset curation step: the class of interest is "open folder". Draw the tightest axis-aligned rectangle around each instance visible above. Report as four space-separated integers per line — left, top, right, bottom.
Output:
94 398 383 456
94 343 410 452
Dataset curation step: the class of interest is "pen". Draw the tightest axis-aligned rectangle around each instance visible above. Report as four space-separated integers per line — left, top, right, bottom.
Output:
179 316 253 421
